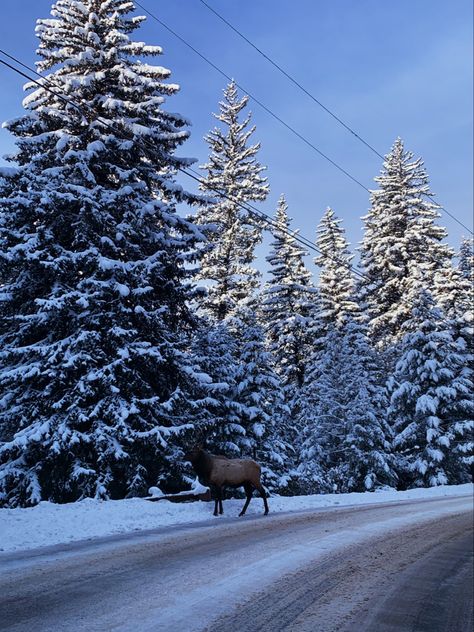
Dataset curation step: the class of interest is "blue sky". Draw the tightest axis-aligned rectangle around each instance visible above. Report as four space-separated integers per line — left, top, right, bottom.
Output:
0 0 472 265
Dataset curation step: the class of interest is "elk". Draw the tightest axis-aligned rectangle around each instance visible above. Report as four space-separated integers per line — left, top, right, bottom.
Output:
184 445 269 517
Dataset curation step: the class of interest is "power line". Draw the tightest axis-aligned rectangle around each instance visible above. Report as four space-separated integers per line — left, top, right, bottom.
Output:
138 0 472 236
183 165 344 268
0 50 342 264
133 0 370 194
0 54 83 113
0 50 467 328
197 1 474 237
0 50 463 294
0 49 467 292
0 54 380 281
198 0 384 160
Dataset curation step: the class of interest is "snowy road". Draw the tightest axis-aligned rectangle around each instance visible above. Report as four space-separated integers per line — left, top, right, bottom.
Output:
0 495 472 632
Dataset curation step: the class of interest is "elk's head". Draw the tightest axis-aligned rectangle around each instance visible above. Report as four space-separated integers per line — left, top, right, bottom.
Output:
184 444 204 463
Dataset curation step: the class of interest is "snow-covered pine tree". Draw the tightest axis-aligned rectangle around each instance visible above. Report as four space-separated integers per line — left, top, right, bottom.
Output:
261 195 316 412
455 237 474 344
431 248 473 367
431 241 474 471
299 209 359 432
331 319 396 492
359 138 452 348
195 80 269 321
298 324 344 494
298 209 361 492
452 241 474 471
0 166 17 438
432 264 472 322
189 81 276 467
458 237 474 281
0 0 211 507
299 318 396 494
389 287 473 488
190 319 242 450
229 307 292 492
315 207 359 332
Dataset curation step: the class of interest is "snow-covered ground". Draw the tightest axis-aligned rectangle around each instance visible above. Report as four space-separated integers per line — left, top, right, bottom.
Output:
0 483 471 554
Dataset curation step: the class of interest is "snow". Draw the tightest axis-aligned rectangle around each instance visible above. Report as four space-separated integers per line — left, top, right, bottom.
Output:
0 166 19 178
148 477 209 498
0 483 471 554
416 394 438 414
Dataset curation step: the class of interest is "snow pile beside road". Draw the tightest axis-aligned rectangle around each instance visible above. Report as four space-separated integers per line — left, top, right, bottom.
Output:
1 483 471 553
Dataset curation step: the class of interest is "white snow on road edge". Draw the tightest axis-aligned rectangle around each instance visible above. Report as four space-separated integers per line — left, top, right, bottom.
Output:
1 483 472 553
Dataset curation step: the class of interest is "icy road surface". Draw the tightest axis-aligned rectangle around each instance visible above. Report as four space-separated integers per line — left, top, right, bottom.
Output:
0 495 472 632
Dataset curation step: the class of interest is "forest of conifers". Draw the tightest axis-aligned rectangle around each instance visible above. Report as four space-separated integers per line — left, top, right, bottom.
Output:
0 0 472 508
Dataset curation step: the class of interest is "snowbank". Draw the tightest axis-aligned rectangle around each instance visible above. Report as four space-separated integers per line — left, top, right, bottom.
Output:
0 483 471 554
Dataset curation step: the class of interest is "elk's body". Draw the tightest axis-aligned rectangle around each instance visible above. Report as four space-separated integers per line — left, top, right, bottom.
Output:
185 446 269 517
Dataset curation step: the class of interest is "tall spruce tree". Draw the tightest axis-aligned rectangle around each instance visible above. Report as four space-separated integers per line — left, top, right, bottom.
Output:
299 209 395 492
432 264 472 323
458 237 474 281
298 209 360 491
359 138 452 348
195 80 269 321
299 318 395 493
315 207 360 332
0 0 211 507
190 319 241 449
389 287 473 488
431 250 474 471
298 324 345 494
261 195 316 410
331 320 396 492
190 81 279 466
230 308 292 491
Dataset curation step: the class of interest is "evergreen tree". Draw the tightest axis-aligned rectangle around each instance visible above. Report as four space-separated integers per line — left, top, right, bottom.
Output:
432 264 472 322
389 288 473 488
298 325 344 494
299 210 396 493
190 319 242 450
0 0 211 507
230 308 292 491
195 80 269 321
189 81 276 466
299 319 395 493
333 320 396 492
315 207 359 332
359 138 452 348
261 195 316 411
458 236 474 281
431 253 473 472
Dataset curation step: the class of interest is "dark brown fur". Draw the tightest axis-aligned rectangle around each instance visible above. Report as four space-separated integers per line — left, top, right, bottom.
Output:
184 446 269 517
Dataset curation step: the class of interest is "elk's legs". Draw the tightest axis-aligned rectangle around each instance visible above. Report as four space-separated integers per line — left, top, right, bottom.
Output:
239 482 254 517
257 484 269 515
212 485 219 516
213 485 224 516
